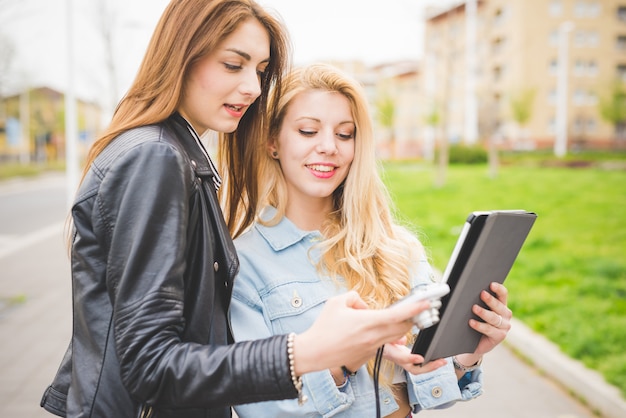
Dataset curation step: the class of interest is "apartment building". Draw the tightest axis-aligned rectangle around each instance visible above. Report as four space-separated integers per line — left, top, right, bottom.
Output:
329 60 425 159
424 0 626 151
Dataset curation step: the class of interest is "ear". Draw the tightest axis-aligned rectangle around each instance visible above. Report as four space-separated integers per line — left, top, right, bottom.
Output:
268 141 279 159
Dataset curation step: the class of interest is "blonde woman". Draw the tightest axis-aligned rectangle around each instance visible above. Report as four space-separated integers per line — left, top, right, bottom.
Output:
39 3 433 417
230 63 512 417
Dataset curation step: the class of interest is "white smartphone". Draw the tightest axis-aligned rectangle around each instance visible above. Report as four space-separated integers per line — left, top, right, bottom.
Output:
393 283 450 329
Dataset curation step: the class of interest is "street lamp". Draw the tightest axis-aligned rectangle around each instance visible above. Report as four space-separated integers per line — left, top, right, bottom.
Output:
464 0 478 144
554 21 574 158
65 0 79 209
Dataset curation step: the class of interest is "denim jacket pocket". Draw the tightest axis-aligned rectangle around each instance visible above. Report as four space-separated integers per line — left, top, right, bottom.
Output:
260 279 337 333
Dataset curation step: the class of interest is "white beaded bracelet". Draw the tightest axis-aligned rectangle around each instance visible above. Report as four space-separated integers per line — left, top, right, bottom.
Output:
287 333 308 405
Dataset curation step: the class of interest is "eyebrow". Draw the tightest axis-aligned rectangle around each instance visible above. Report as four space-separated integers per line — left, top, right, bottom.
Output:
225 48 270 64
296 117 355 125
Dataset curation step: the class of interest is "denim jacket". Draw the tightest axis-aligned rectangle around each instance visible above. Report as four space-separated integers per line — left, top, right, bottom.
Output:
229 208 483 417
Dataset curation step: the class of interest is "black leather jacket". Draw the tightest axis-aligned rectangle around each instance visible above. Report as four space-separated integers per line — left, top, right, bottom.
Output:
41 114 296 417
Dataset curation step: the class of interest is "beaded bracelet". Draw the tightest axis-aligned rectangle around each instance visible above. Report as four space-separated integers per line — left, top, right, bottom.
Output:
287 333 308 405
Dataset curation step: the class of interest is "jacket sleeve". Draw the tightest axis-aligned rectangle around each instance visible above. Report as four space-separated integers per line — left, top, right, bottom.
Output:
407 359 483 412
94 140 296 408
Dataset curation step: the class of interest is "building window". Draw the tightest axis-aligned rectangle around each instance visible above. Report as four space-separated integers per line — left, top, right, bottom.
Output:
575 1 602 18
573 117 597 134
494 7 508 25
574 30 600 47
549 0 563 17
587 118 596 133
573 117 584 134
574 60 598 77
572 90 597 106
619 6 626 22
493 65 505 81
492 37 506 54
573 89 586 105
618 35 626 51
618 64 626 81
574 60 585 76
549 59 558 75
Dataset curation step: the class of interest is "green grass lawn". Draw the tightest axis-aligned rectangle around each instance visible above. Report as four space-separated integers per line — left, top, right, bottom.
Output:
382 162 626 397
0 161 65 180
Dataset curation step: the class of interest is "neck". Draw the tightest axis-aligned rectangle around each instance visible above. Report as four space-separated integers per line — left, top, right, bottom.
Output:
285 198 333 232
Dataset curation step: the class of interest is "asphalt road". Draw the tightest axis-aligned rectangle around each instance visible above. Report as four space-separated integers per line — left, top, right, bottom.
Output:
0 173 605 418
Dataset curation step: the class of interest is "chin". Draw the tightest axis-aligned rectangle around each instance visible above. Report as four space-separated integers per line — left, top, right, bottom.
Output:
220 122 240 134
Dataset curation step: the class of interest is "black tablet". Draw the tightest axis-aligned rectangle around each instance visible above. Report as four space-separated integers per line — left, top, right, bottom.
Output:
412 210 537 362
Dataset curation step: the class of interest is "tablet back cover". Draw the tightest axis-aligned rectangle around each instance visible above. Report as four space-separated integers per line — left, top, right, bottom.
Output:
412 210 537 362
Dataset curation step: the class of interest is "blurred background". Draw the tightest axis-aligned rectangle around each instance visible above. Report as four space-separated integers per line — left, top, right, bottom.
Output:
1 0 625 170
0 1 625 417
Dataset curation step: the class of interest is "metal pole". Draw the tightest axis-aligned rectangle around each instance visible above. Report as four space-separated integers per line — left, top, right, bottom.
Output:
19 88 31 164
65 0 79 209
555 21 574 158
464 0 478 144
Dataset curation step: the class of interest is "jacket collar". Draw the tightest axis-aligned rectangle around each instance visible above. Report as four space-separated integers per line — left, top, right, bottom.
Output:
254 206 322 251
167 112 216 179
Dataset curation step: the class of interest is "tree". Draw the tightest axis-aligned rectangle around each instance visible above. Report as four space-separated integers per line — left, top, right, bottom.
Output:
423 104 440 162
509 88 535 134
424 103 450 185
598 80 626 141
376 95 396 159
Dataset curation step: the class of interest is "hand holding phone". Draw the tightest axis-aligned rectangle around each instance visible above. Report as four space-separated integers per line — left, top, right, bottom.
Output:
393 283 450 330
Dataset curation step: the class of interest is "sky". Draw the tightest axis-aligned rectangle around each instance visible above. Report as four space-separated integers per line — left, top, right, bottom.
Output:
1 0 458 107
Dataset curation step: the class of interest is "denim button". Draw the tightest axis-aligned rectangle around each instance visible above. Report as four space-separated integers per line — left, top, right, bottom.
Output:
291 295 302 308
214 262 219 272
432 386 443 398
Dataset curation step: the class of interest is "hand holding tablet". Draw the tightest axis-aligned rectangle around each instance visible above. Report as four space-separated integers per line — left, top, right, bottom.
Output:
411 210 537 362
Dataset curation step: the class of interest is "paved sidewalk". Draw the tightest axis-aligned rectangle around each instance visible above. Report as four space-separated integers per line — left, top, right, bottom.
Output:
1 174 625 417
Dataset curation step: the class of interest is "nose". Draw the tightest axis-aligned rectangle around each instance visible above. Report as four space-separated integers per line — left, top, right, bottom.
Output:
240 68 262 99
316 129 338 155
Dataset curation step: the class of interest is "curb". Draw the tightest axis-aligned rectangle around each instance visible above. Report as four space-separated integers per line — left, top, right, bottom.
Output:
506 318 626 418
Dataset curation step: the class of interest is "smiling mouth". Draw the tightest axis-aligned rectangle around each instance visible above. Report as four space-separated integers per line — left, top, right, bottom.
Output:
226 104 243 112
307 164 335 173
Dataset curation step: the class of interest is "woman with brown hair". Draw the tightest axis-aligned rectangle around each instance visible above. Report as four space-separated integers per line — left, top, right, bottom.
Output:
39 1 432 417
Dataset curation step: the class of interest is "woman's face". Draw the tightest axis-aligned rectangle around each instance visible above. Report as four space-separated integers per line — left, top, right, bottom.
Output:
179 18 270 134
274 89 355 211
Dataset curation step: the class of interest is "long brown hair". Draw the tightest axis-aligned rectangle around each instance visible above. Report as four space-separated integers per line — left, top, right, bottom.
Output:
81 0 290 237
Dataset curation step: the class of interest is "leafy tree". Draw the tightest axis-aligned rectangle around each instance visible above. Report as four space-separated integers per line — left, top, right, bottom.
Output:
509 88 535 129
598 80 626 140
376 95 396 159
425 103 448 188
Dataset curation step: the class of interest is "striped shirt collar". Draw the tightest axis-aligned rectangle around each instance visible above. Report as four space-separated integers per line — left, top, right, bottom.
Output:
176 113 222 191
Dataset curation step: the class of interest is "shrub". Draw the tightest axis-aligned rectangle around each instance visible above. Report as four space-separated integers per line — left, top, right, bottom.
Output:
448 144 488 164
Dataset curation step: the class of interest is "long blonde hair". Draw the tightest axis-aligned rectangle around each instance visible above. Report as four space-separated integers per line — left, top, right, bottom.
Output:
80 0 290 237
260 63 424 381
